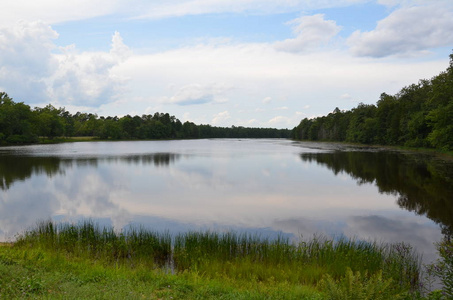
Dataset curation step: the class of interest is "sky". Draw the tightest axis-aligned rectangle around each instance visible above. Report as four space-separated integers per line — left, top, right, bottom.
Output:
0 0 452 129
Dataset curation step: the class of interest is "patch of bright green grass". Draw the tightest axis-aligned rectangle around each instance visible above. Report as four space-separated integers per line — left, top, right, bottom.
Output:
1 220 425 299
0 246 323 299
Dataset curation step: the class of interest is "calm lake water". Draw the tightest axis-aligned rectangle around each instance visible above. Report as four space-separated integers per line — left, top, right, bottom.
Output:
1 139 452 263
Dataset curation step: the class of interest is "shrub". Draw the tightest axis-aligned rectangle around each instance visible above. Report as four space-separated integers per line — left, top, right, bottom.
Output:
319 268 395 300
430 238 453 298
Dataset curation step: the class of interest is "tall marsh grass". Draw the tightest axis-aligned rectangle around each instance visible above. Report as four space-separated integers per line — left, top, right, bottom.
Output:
15 220 171 266
14 220 422 294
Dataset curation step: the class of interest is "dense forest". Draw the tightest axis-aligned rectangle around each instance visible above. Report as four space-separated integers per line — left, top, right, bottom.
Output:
0 93 290 145
293 52 453 151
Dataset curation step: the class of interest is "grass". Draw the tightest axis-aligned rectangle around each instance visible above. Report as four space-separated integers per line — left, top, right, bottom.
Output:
0 220 427 299
1 247 323 299
38 136 99 144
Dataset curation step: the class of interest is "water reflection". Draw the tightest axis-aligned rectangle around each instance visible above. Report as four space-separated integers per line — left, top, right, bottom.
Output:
0 140 450 264
0 152 180 241
272 214 441 261
300 151 453 237
0 156 63 190
0 153 180 191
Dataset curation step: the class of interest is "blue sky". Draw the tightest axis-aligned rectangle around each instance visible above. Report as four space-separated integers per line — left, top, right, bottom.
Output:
1 0 452 128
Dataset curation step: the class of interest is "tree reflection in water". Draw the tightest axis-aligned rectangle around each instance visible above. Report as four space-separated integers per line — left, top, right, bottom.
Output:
300 151 453 238
0 153 180 191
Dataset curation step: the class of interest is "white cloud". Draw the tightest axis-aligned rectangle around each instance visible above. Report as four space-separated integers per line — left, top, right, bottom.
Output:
113 38 447 128
0 0 119 25
0 21 58 102
182 112 191 122
247 118 259 126
134 1 368 20
163 83 230 106
268 115 291 127
1 7 450 129
0 22 130 107
111 31 133 60
262 97 272 104
340 93 352 99
50 31 131 107
0 0 370 26
274 14 341 53
348 2 453 57
212 111 231 125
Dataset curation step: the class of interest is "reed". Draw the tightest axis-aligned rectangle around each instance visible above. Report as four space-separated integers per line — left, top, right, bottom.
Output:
15 220 172 267
14 220 422 295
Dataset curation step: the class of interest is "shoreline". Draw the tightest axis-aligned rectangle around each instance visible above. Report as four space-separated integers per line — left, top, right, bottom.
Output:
2 136 452 158
0 221 429 299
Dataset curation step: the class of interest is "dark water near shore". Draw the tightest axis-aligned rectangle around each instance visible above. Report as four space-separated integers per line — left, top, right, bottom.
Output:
1 139 452 263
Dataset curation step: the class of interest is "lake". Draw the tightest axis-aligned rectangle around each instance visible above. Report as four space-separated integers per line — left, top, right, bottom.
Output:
1 139 452 263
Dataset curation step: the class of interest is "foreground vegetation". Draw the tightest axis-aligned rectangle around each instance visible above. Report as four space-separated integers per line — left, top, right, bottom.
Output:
293 52 453 151
3 220 447 299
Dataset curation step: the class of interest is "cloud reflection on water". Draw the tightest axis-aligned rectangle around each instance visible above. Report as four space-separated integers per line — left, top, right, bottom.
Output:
0 140 449 265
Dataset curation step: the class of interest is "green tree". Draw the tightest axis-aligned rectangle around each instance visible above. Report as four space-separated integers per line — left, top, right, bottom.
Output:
0 92 37 144
98 118 121 139
34 105 65 139
346 103 377 144
182 121 199 138
427 63 453 150
293 51 453 150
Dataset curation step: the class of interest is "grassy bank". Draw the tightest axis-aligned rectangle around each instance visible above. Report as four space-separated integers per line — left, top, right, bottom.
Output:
0 220 433 299
38 136 100 144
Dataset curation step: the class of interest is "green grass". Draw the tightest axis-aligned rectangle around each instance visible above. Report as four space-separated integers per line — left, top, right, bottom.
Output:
38 136 99 144
1 247 325 299
0 220 427 299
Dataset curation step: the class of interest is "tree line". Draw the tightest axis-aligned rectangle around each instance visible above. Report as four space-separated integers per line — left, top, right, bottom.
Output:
0 93 290 145
292 52 453 151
